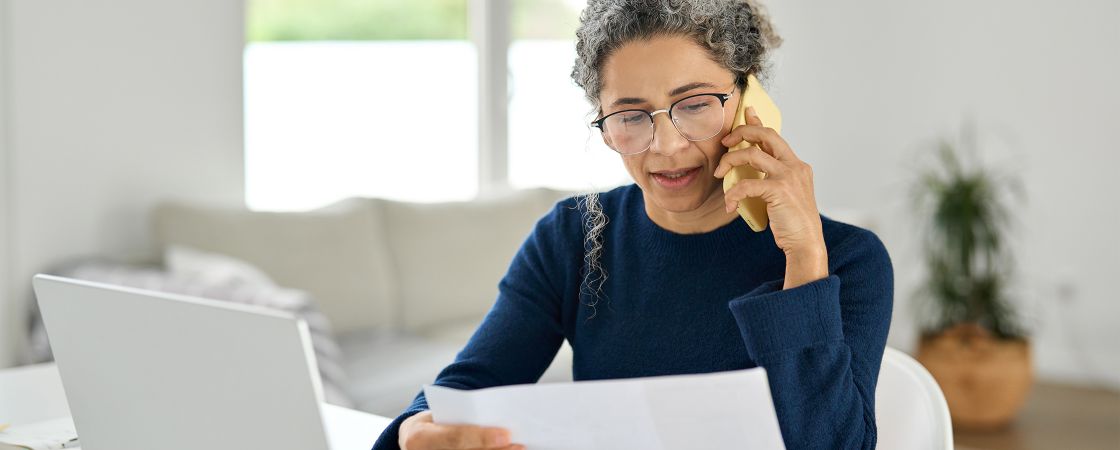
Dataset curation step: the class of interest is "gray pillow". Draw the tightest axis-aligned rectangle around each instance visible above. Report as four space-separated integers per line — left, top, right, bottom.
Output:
28 248 355 408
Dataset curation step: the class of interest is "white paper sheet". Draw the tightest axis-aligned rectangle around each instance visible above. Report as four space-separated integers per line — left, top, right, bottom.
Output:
424 367 786 450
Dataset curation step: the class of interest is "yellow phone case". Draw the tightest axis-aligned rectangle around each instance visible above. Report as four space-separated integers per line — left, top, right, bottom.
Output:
723 74 782 232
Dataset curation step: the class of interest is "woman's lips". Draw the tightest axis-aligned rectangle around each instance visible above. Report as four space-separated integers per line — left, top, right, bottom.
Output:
650 166 701 190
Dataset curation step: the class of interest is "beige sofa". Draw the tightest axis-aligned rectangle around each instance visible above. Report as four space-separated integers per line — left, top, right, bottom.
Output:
149 185 876 417
151 187 579 417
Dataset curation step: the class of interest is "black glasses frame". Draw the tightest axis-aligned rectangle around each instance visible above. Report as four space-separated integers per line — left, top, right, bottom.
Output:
589 86 735 134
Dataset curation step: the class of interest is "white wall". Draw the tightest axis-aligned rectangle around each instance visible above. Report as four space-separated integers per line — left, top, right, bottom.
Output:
1 0 1114 389
0 0 11 370
763 0 1120 387
0 0 246 368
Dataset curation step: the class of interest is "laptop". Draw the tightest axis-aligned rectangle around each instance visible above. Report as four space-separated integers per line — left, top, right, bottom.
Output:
31 274 388 450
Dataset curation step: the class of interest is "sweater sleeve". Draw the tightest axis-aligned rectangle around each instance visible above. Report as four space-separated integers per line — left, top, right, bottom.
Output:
727 229 893 450
371 202 573 450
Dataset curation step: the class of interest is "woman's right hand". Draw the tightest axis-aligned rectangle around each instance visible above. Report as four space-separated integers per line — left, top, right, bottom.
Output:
399 411 524 450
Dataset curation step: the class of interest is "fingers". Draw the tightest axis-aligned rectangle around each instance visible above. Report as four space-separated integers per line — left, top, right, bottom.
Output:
720 125 790 161
724 178 778 212
465 446 525 450
720 107 796 162
744 104 765 127
714 144 783 179
403 420 512 450
433 424 510 449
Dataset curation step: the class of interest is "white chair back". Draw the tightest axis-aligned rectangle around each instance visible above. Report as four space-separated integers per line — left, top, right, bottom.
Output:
875 347 954 450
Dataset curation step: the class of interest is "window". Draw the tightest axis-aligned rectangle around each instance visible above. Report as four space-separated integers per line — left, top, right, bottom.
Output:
245 0 627 211
507 0 630 192
245 0 477 210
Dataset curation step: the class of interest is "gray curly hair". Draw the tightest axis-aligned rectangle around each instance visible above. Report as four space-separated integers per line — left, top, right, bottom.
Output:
569 0 782 319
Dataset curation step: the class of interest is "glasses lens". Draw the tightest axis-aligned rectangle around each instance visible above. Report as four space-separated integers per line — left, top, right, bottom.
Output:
671 94 725 141
603 111 653 154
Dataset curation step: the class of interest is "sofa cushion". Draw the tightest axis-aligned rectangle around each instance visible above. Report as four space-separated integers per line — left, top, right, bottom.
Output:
151 197 397 333
339 320 573 416
33 254 355 407
338 328 463 416
380 188 569 332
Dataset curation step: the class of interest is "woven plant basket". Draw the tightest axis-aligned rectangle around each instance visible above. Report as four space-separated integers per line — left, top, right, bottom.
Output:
916 322 1033 430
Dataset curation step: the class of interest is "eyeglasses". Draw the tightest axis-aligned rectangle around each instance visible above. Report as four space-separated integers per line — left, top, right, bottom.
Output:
590 84 736 155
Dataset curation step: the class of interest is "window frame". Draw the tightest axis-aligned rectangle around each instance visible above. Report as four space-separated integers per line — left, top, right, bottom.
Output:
470 0 512 195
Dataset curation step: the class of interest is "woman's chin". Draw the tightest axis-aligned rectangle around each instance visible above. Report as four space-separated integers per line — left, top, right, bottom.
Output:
647 188 718 214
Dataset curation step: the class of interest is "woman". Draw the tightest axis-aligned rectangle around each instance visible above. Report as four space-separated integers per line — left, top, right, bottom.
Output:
374 0 892 449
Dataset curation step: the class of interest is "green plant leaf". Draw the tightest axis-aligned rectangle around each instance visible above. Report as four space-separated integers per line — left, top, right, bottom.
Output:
910 119 1027 339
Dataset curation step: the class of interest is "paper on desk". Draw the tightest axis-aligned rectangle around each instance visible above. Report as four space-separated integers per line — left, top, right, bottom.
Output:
0 416 79 449
424 367 785 450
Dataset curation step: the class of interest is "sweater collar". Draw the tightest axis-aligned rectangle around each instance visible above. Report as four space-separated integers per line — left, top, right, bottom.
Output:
619 184 768 259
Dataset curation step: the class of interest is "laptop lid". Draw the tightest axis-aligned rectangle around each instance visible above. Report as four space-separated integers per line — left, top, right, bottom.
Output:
32 274 331 450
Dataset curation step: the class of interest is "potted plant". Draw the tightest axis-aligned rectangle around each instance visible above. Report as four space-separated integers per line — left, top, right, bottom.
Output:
910 123 1031 430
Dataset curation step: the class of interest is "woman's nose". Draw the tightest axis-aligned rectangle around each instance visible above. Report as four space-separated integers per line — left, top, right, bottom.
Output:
649 112 689 156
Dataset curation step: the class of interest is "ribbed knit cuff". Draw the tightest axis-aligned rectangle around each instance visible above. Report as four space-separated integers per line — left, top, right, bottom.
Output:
727 274 843 364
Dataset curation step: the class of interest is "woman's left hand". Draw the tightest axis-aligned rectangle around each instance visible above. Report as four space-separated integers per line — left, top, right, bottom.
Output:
714 106 828 287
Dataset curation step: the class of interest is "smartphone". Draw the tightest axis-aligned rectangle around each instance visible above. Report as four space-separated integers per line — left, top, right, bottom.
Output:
723 73 783 232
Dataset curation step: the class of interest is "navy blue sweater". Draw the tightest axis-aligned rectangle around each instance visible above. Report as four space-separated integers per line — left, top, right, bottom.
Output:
372 183 893 449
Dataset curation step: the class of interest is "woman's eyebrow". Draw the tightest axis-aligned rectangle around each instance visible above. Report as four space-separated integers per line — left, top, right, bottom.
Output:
609 81 718 108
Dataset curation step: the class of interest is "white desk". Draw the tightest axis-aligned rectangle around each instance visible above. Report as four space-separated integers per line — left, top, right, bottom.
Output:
0 363 394 449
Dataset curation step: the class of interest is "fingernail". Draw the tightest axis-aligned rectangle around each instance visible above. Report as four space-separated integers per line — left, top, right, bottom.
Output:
494 432 511 446
747 106 758 118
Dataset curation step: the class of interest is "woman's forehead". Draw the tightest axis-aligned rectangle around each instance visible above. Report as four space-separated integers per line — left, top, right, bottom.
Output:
600 35 730 105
